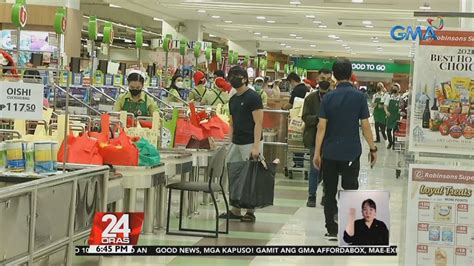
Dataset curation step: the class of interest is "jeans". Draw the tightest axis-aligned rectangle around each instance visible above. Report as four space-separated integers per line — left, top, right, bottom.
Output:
308 147 320 197
322 156 360 234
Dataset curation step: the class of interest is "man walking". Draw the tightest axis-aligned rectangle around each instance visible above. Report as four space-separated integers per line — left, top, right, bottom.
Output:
313 59 378 240
301 68 332 208
220 66 264 223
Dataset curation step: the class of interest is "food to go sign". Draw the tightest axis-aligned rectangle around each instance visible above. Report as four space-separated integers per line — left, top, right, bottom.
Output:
352 63 386 72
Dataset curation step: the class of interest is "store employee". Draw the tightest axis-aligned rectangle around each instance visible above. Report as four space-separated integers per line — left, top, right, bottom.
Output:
114 71 159 117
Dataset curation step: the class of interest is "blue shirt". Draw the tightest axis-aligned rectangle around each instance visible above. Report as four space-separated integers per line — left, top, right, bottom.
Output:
319 82 370 161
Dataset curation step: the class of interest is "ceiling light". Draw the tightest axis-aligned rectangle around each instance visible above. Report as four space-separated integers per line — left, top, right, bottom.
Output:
211 15 221 19
305 15 315 18
109 4 121 8
342 44 348 47
289 1 301 4
296 36 303 39
328 34 338 38
224 20 232 23
419 4 431 10
362 21 372 25
313 20 322 24
310 44 316 47
262 36 269 38
267 20 276 23
365 25 374 28
124 39 132 43
143 43 149 47
209 34 216 37
352 0 364 3
290 33 297 37
254 32 261 35
373 40 380 43
371 36 378 40
285 45 291 48
336 39 343 42
281 43 286 46
318 25 328 28
198 9 206 13
256 16 266 20
153 17 163 21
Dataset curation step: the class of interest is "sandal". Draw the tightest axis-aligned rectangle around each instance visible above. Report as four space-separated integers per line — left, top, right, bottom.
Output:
240 212 256 223
218 211 242 220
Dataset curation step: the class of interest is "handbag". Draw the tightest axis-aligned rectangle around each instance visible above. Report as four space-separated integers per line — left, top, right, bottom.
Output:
227 158 276 209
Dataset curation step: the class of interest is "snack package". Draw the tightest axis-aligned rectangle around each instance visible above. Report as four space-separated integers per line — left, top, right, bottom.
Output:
442 82 459 101
429 225 441 241
441 227 453 243
433 204 453 222
451 77 470 100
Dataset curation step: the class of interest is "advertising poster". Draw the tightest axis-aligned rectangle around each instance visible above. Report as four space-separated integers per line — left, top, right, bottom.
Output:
408 31 474 155
405 164 474 266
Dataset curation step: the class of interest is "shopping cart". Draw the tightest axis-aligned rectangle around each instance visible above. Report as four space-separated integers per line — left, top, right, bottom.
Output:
393 119 412 179
285 124 309 180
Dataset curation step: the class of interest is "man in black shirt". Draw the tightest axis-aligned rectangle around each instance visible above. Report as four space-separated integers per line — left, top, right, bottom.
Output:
219 66 264 223
283 72 309 110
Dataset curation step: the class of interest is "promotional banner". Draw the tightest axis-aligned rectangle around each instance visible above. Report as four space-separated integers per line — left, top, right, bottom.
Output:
408 31 474 155
405 164 473 266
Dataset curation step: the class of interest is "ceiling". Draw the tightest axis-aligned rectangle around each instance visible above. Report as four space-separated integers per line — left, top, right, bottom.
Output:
82 0 464 61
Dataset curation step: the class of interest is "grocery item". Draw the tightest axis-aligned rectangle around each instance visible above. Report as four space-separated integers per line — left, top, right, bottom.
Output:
428 225 440 241
34 141 55 174
433 204 452 222
6 140 27 172
441 227 453 243
449 125 463 138
25 143 34 173
434 248 447 266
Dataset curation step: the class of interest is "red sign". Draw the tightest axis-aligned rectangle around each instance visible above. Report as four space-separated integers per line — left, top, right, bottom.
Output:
88 212 144 245
61 17 67 33
20 6 27 27
420 31 474 47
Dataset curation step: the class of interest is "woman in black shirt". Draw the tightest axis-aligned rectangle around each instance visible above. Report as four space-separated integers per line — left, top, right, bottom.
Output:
343 199 389 245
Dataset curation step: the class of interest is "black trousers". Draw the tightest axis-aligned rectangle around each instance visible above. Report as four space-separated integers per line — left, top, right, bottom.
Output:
322 156 360 234
374 122 387 141
387 127 396 145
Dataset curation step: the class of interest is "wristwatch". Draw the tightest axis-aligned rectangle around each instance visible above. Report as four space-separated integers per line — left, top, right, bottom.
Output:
370 146 378 153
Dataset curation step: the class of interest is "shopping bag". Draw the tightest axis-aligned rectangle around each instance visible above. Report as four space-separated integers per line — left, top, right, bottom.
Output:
227 159 276 209
98 129 139 166
186 136 216 150
208 115 230 135
201 120 225 140
57 133 103 165
135 138 161 166
174 118 205 145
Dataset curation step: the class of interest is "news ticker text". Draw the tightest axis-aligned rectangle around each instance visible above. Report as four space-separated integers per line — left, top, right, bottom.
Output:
76 245 398 256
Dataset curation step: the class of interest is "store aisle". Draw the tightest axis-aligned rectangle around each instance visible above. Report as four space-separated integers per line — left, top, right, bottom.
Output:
74 140 407 266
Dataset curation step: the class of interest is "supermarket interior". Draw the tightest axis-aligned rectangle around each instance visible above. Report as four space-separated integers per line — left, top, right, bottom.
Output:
0 0 473 265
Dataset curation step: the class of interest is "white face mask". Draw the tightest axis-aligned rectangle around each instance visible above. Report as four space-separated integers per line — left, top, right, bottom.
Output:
175 81 184 89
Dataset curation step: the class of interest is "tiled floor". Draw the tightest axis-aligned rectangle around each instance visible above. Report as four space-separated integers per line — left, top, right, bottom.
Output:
73 138 408 266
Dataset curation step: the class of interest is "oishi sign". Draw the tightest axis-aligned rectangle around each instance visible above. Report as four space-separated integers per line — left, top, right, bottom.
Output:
0 82 43 120
390 17 445 41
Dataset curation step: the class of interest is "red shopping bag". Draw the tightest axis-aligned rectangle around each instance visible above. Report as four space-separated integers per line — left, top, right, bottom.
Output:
201 121 225 140
98 129 139 166
138 120 153 128
175 118 205 145
57 133 103 165
208 115 229 135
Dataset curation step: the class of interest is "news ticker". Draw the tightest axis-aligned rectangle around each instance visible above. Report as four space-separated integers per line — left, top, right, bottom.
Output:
75 245 398 256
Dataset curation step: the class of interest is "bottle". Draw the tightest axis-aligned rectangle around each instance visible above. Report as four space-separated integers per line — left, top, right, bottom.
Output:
430 98 439 119
422 99 430 129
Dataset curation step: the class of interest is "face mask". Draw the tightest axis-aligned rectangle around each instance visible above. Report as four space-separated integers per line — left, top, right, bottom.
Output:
254 84 263 91
175 81 184 89
230 78 244 89
130 89 141 97
318 81 331 93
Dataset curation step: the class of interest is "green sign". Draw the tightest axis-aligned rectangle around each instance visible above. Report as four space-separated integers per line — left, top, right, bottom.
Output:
216 48 222 63
11 0 27 28
88 16 98 40
54 7 66 34
293 58 410 74
135 28 143 48
179 39 187 55
103 22 114 44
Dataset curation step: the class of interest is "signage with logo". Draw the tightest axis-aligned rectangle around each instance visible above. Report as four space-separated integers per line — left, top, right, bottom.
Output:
293 58 410 74
0 81 43 120
88 212 144 246
155 39 212 51
11 0 27 28
390 17 444 41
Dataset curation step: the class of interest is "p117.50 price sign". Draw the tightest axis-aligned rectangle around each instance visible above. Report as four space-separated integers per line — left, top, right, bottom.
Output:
0 82 43 120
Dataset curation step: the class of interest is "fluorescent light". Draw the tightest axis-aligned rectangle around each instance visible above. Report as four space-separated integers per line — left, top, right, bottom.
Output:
267 20 276 23
342 44 348 47
313 20 322 24
419 5 431 10
318 25 327 28
209 34 216 37
296 36 303 39
290 33 297 37
365 25 374 28
305 15 315 18
224 20 232 23
97 33 103 37
280 43 286 46
109 4 121 8
198 9 206 13
352 0 364 3
254 32 261 35
373 40 380 43
211 15 221 19
336 39 343 42
362 20 372 25
310 44 316 47
328 34 338 38
256 16 266 20
285 45 291 48
262 36 269 38
289 1 301 4
124 39 132 43
153 17 163 21
143 43 149 47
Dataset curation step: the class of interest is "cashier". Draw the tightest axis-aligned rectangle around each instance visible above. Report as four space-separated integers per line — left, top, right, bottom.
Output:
189 70 207 102
114 71 159 117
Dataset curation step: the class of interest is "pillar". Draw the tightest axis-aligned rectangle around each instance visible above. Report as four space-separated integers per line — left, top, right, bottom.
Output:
227 40 257 56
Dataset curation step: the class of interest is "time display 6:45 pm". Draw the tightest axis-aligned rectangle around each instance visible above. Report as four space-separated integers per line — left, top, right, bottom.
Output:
0 103 37 112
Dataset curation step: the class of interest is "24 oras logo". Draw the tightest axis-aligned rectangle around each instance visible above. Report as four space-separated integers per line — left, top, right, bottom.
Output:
88 212 144 245
390 17 444 41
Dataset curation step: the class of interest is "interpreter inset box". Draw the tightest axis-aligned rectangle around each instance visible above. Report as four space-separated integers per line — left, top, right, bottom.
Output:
416 245 454 266
456 204 474 225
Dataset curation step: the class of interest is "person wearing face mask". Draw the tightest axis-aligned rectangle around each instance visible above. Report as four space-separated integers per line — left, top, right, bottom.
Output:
343 199 389 245
218 65 264 223
302 80 331 208
384 83 401 150
253 77 268 108
373 82 388 143
167 74 186 102
114 71 159 117
282 72 309 110
201 78 230 106
189 71 207 102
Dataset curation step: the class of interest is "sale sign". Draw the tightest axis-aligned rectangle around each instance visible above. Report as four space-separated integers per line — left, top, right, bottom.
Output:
0 81 43 120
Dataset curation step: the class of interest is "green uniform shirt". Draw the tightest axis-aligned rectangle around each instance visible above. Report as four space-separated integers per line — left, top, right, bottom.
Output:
257 90 268 107
167 88 182 103
189 85 207 102
201 88 230 106
372 92 387 124
113 91 159 117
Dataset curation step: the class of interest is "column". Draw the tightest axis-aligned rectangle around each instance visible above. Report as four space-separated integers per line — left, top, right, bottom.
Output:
227 40 257 56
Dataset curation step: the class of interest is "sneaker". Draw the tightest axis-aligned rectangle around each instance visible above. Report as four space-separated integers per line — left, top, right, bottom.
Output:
320 196 326 206
218 211 242 220
324 233 338 241
387 143 393 149
306 196 316 207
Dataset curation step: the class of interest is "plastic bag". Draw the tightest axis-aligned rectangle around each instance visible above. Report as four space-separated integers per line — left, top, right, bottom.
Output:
135 138 161 166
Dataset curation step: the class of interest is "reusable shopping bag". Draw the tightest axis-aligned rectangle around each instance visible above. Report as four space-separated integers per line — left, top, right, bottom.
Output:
135 138 161 166
98 129 139 166
227 159 276 209
57 132 103 165
174 118 205 145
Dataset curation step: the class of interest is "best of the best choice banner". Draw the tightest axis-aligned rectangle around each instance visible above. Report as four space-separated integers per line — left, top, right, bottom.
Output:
405 164 474 266
408 31 474 156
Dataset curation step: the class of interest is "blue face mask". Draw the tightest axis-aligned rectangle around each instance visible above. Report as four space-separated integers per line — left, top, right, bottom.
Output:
255 84 263 91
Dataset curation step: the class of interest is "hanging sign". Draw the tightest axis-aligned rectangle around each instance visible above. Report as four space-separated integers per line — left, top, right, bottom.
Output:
408 31 474 156
11 0 27 28
284 64 289 74
0 81 43 120
103 22 114 44
179 39 187 56
228 50 234 64
88 16 98 40
205 45 212 61
163 36 172 52
135 28 143 48
274 62 280 72
233 51 239 64
54 7 66 34
194 41 201 58
216 48 222 63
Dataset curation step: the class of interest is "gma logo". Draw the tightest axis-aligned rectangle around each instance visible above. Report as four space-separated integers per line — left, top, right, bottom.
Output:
390 26 438 41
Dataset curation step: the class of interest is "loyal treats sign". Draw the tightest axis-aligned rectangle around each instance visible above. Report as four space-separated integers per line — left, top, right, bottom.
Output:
408 31 474 156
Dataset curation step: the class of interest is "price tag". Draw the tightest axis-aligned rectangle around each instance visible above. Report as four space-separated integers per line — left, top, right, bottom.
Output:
0 82 44 120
